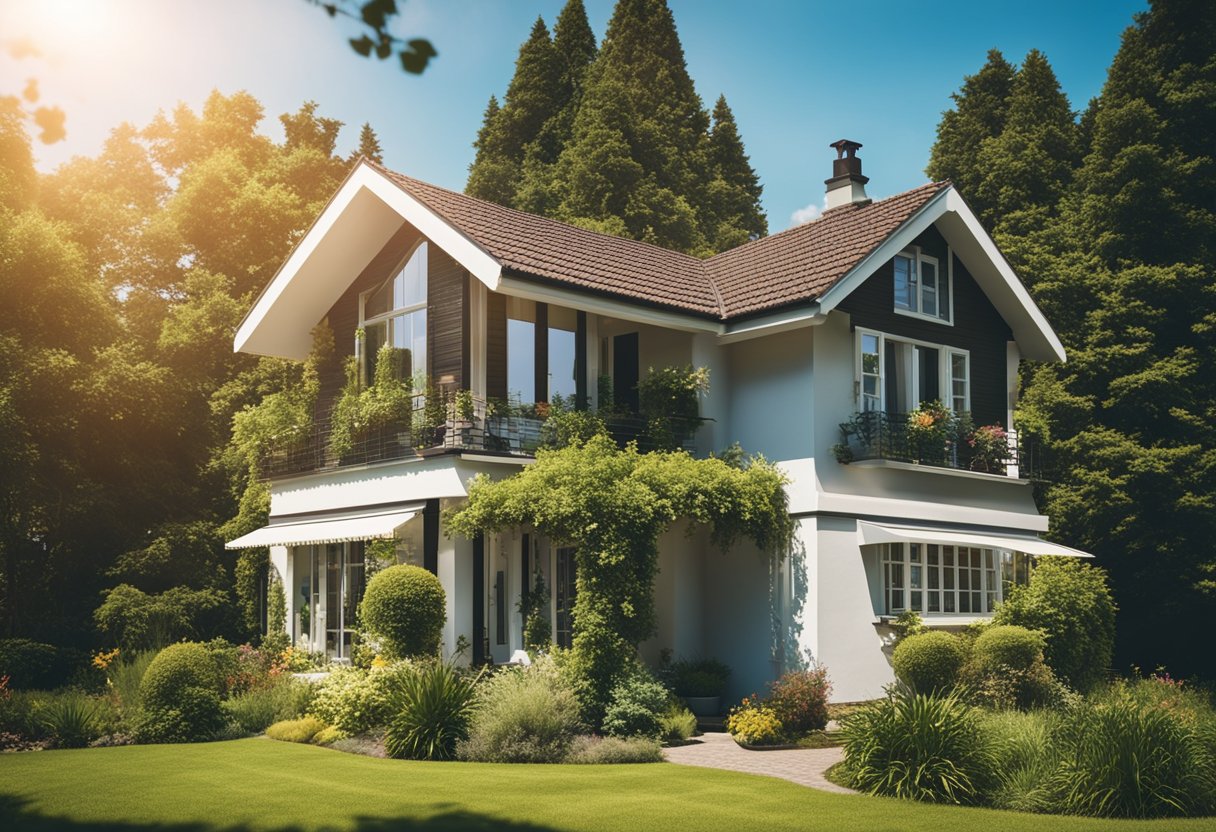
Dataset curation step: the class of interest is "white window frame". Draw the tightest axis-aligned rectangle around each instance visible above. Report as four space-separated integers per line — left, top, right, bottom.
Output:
893 246 953 325
359 241 429 385
854 327 971 413
879 542 1029 617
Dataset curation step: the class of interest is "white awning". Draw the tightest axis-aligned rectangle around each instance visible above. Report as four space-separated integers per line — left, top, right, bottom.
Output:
856 521 1093 558
225 504 423 549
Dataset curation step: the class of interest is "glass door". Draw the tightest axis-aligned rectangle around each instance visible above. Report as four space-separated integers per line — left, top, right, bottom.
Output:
555 547 577 649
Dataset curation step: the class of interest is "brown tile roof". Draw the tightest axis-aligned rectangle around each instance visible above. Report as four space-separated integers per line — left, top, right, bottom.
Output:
371 160 949 322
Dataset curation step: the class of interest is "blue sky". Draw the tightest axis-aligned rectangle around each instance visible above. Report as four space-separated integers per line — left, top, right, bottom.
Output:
2 0 1146 230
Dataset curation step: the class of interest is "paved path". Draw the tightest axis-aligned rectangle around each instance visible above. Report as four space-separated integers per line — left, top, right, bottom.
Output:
662 731 854 794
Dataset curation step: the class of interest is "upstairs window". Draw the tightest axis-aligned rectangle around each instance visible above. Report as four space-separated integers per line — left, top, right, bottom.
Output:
893 248 951 323
856 328 969 414
362 242 428 384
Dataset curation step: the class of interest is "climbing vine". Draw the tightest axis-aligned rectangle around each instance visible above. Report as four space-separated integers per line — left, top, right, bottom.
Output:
447 433 791 724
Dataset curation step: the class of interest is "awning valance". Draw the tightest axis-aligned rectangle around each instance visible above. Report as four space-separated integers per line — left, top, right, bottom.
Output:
225 504 423 550
856 521 1093 558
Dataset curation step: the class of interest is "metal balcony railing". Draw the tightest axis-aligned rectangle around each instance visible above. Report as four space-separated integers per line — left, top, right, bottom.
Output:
835 410 1042 480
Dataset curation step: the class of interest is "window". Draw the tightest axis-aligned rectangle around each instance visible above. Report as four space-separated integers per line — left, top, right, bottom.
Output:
361 242 428 384
878 542 1030 616
893 248 951 323
856 329 969 414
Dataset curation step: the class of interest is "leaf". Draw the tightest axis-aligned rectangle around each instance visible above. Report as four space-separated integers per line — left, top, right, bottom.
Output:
349 35 374 57
399 39 436 74
322 3 336 17
360 0 397 31
375 35 392 60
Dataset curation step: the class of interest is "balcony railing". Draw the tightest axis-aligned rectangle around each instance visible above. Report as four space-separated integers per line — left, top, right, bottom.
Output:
259 393 703 479
834 410 1042 480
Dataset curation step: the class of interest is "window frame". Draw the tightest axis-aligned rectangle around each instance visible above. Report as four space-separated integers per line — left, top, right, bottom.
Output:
878 541 1030 617
854 327 971 414
893 246 954 325
358 241 429 385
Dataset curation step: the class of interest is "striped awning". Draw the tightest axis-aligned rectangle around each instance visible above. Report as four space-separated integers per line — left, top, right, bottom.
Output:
225 504 423 549
856 521 1093 557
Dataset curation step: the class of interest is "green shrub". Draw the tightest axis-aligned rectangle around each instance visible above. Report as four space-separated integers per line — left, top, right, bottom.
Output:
457 662 583 763
658 703 697 744
994 556 1115 692
601 670 668 740
138 686 226 743
891 631 965 694
971 625 1045 672
359 565 446 659
311 725 346 745
94 584 229 651
669 658 731 698
107 650 156 715
265 716 327 743
769 666 831 734
840 689 997 804
965 625 1062 710
138 642 224 743
1052 695 1216 818
979 708 1062 812
38 692 103 748
565 734 663 764
223 679 312 734
385 662 477 760
726 696 785 746
0 639 66 690
308 662 412 735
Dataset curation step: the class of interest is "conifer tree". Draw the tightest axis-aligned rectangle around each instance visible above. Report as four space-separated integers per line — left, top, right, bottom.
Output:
704 95 766 251
351 122 383 164
926 49 1016 220
466 96 516 205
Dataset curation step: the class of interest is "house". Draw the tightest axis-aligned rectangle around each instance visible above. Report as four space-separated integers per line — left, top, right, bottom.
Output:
226 140 1092 703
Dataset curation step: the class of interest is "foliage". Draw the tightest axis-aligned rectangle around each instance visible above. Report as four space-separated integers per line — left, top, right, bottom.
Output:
264 572 289 654
964 625 1063 710
265 716 327 744
658 703 697 744
979 708 1063 813
138 685 227 744
725 695 785 746
106 650 156 716
637 365 709 449
0 639 71 690
457 660 583 763
994 557 1115 692
768 666 831 734
669 657 730 698
233 549 267 640
329 344 414 459
887 611 928 643
358 564 446 659
891 631 966 695
308 663 414 735
384 662 478 760
1051 693 1216 818
601 669 668 740
38 692 103 748
222 679 313 735
138 642 225 743
840 689 997 804
306 0 437 75
448 433 791 726
94 584 230 651
564 734 663 764
967 424 1012 473
517 569 553 650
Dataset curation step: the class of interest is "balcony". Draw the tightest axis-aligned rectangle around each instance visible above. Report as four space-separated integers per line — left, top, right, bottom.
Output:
259 394 703 479
833 410 1042 480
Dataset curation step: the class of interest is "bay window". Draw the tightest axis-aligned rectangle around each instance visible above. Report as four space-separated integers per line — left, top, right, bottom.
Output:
893 248 951 323
879 542 1031 616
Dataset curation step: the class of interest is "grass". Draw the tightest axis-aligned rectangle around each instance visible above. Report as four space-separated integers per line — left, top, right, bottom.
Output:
0 739 1211 831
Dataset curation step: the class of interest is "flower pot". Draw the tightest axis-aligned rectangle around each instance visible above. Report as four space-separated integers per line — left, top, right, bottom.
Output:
682 695 721 717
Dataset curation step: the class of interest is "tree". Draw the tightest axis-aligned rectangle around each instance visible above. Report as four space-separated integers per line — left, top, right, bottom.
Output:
704 95 767 251
448 434 791 725
925 49 1016 222
350 121 383 163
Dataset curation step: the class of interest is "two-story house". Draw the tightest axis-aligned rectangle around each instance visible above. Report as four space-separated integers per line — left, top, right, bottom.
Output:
226 140 1091 703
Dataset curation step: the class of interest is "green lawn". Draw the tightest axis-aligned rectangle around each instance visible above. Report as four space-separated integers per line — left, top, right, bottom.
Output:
0 739 1211 832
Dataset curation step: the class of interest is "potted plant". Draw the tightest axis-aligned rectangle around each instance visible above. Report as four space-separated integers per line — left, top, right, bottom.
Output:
968 423 1012 474
672 658 731 717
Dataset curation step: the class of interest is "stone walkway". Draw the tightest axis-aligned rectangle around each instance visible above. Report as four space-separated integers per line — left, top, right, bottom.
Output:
662 731 854 794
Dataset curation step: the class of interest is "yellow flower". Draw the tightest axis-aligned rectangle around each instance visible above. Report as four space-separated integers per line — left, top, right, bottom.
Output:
92 647 120 671
371 655 388 668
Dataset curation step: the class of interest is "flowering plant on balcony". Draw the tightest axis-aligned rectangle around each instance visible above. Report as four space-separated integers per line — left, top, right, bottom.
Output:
906 400 952 464
968 423 1011 473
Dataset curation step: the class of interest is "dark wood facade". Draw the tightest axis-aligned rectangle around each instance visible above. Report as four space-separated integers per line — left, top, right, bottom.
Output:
837 224 1012 427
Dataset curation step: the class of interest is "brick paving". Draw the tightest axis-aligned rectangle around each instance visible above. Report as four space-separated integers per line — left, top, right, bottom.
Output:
662 730 854 794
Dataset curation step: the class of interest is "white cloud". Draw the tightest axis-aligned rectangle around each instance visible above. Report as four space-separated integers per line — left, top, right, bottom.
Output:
789 201 823 227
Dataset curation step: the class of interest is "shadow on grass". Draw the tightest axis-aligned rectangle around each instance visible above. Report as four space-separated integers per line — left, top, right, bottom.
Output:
0 794 561 832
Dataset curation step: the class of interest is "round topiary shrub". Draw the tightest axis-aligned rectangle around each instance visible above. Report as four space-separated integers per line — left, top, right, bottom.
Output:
892 631 965 694
972 625 1046 673
359 565 446 659
138 642 224 743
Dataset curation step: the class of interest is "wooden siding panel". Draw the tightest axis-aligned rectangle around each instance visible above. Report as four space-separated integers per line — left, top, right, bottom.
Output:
837 225 1011 426
429 246 466 389
486 292 507 400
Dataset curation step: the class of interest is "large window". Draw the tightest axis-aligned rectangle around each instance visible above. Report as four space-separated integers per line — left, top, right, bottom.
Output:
893 248 951 323
856 328 969 414
879 542 1031 616
362 242 428 384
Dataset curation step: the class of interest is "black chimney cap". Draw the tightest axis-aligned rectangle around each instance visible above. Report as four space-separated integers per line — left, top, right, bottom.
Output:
830 139 863 158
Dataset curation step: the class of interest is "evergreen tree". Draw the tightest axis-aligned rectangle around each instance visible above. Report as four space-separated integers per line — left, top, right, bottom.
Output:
926 49 1016 221
1017 0 1216 678
704 95 766 251
351 122 384 164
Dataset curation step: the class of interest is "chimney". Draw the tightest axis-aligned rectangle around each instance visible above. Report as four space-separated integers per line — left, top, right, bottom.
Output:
824 139 870 209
